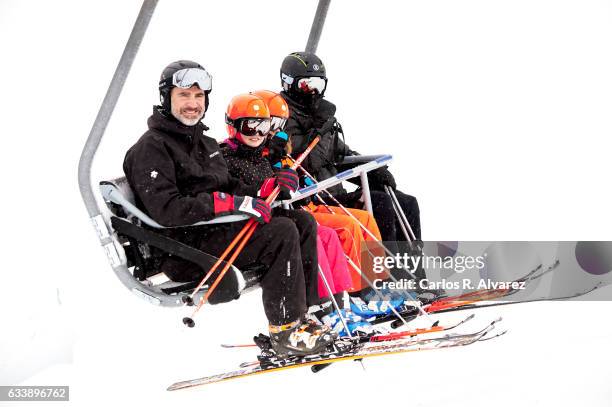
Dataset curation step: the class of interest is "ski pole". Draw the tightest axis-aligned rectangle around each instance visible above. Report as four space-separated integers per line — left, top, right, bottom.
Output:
304 205 413 326
289 157 433 320
183 137 320 326
186 219 254 300
186 138 320 303
318 265 354 340
384 185 414 247
384 185 417 242
292 159 411 257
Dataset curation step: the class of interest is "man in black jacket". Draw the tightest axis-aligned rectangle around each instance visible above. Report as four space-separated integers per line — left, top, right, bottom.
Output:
279 52 422 253
123 60 334 356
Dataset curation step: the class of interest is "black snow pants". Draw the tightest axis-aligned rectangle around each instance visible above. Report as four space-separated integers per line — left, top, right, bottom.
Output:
160 217 308 326
273 208 322 307
369 190 421 243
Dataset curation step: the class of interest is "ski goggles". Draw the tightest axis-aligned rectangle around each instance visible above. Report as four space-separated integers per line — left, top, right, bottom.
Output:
160 68 212 91
270 116 287 132
236 118 272 137
296 76 327 95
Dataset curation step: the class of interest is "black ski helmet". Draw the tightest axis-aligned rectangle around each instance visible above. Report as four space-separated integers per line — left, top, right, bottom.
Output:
158 60 212 114
280 52 327 96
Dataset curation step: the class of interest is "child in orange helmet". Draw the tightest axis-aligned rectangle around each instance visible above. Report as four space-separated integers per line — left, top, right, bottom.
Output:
253 90 389 294
254 91 410 319
220 92 376 336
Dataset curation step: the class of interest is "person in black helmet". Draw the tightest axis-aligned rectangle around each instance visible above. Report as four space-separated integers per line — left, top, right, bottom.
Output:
279 52 423 263
123 60 336 356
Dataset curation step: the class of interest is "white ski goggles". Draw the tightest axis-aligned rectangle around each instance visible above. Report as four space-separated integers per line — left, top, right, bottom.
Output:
296 76 327 95
236 118 272 137
160 68 212 91
270 116 287 132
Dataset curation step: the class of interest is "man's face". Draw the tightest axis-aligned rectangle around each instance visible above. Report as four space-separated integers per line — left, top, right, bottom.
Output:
170 85 206 126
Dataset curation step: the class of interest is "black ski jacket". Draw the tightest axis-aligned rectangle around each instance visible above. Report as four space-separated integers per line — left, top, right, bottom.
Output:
281 92 358 195
123 107 258 227
219 138 274 188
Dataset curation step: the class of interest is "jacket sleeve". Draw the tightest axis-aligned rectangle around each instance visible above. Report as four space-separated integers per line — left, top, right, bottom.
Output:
225 175 259 197
124 139 219 227
332 129 359 161
284 115 309 155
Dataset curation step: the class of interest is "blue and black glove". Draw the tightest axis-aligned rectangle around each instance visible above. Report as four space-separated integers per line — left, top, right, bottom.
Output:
267 131 289 165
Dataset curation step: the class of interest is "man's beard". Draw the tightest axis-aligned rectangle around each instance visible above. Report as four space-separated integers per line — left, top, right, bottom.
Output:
171 105 204 126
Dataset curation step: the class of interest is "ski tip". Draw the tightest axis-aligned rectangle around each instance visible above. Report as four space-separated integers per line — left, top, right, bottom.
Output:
183 317 195 328
466 313 476 321
432 320 440 328
478 329 508 342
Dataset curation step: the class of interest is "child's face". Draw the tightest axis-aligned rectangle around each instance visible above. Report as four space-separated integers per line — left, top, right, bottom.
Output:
238 132 266 148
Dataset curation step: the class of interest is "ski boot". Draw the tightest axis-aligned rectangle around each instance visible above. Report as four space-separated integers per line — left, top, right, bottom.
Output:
349 286 410 319
269 318 337 358
321 309 380 338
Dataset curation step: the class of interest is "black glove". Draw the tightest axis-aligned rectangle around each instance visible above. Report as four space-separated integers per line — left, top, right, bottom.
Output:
267 131 289 165
368 167 396 191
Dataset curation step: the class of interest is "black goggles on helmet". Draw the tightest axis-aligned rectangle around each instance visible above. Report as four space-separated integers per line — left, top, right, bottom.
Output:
159 68 212 91
296 76 327 95
270 117 287 132
227 117 272 137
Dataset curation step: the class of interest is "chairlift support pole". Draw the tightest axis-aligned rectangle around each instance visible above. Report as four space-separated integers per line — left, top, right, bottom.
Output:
306 0 331 53
78 0 157 220
77 1 175 305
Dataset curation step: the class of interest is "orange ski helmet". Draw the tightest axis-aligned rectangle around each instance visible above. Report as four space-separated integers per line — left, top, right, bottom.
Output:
225 94 271 138
250 90 289 133
250 90 289 119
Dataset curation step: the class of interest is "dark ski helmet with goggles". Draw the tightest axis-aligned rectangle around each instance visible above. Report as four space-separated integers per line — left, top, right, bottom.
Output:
280 52 327 100
158 60 213 115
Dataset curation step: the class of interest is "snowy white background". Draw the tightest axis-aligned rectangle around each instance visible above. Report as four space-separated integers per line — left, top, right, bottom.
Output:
1 0 611 406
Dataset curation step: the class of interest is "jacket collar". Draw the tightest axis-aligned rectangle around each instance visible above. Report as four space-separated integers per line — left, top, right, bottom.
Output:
147 106 209 140
222 137 267 159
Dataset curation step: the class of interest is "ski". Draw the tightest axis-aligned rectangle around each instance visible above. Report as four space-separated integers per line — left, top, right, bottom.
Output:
367 313 474 342
372 260 561 327
426 260 559 311
220 313 474 349
167 318 503 391
379 276 600 329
